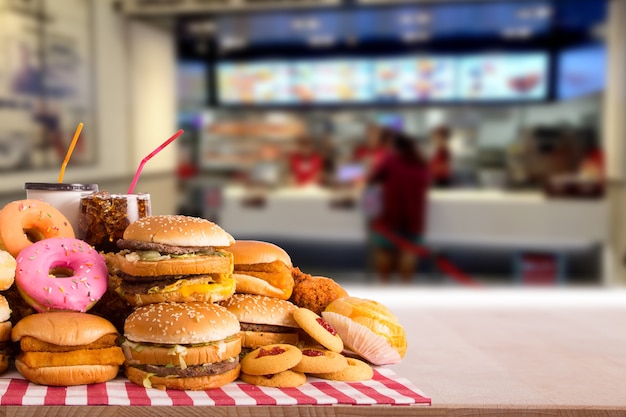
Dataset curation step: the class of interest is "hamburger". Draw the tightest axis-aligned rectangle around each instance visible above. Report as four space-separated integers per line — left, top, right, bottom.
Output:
110 215 236 306
11 312 125 386
226 240 294 300
220 294 300 350
0 295 11 374
122 302 241 390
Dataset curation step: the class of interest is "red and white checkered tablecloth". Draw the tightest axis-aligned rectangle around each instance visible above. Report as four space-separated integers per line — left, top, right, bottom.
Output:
0 367 430 406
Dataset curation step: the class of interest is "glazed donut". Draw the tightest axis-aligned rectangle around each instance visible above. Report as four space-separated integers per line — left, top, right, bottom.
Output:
15 238 108 312
0 199 74 258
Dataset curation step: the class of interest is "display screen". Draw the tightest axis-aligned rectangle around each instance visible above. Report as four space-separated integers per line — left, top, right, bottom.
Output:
458 53 548 101
291 60 372 103
216 53 550 105
177 61 207 109
557 44 606 100
217 61 292 104
373 57 456 102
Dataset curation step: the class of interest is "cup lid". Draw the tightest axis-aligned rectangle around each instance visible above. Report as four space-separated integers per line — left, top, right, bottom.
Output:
24 183 99 192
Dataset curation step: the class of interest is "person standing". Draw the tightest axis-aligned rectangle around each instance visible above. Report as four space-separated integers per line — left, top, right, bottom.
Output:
367 132 430 284
354 124 393 174
429 125 452 187
289 136 323 186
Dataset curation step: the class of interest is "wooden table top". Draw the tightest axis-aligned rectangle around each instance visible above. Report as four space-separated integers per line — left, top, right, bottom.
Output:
6 287 626 417
379 287 626 417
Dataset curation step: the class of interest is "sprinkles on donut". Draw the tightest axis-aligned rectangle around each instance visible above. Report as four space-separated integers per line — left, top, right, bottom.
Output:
15 238 108 313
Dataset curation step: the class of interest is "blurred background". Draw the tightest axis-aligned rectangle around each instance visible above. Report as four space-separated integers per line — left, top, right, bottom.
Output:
0 0 624 287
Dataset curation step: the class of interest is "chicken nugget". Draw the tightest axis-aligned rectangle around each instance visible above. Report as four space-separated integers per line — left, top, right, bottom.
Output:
290 274 348 315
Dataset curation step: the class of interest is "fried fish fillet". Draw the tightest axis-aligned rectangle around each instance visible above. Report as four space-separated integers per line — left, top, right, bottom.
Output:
234 260 291 274
18 347 125 368
19 334 119 353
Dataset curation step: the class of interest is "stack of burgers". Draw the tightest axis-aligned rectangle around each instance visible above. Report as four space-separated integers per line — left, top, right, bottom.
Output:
108 215 243 390
0 199 408 391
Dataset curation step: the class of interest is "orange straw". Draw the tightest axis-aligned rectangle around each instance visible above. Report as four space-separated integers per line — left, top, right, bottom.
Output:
127 129 184 194
57 122 84 183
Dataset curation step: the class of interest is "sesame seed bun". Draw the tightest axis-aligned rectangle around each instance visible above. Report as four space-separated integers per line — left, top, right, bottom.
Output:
219 294 299 328
122 334 242 367
11 312 118 346
123 215 234 248
124 302 240 345
15 361 121 386
123 302 242 390
111 252 233 277
219 294 300 349
125 364 240 391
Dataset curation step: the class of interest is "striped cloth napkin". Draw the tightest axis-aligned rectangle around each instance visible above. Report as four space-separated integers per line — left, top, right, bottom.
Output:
0 367 430 406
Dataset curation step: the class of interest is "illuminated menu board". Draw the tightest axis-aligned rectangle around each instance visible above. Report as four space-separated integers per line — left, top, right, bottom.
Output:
373 57 456 102
291 60 372 103
216 53 549 105
458 53 548 101
217 62 292 104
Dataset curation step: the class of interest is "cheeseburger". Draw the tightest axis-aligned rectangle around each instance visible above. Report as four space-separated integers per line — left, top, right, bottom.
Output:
226 240 294 300
220 294 300 350
111 215 236 306
11 312 125 386
123 302 241 390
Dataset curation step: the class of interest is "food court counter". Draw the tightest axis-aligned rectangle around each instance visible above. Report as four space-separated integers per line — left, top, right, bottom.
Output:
219 185 608 250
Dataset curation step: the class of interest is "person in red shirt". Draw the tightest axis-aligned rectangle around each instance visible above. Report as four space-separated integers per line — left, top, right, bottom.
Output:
353 124 393 173
429 125 452 187
289 136 323 186
368 132 429 284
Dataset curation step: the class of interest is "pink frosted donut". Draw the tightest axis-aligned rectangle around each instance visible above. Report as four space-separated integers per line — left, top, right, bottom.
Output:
15 238 108 312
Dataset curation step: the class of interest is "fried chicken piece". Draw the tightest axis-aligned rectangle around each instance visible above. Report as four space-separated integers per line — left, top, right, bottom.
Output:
289 268 348 315
291 266 313 285
18 346 125 368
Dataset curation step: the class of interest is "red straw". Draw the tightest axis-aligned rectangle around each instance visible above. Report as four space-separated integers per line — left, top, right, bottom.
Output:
127 129 184 194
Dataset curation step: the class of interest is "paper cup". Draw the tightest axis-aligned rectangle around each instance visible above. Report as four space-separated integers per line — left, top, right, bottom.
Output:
24 182 98 234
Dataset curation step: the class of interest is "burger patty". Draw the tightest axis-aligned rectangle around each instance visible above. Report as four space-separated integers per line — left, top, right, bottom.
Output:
239 322 296 333
139 358 239 377
117 270 219 283
117 239 214 255
120 275 216 294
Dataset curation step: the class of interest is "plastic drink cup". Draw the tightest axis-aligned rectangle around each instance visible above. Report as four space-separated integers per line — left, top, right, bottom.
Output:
24 183 99 234
78 192 151 253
